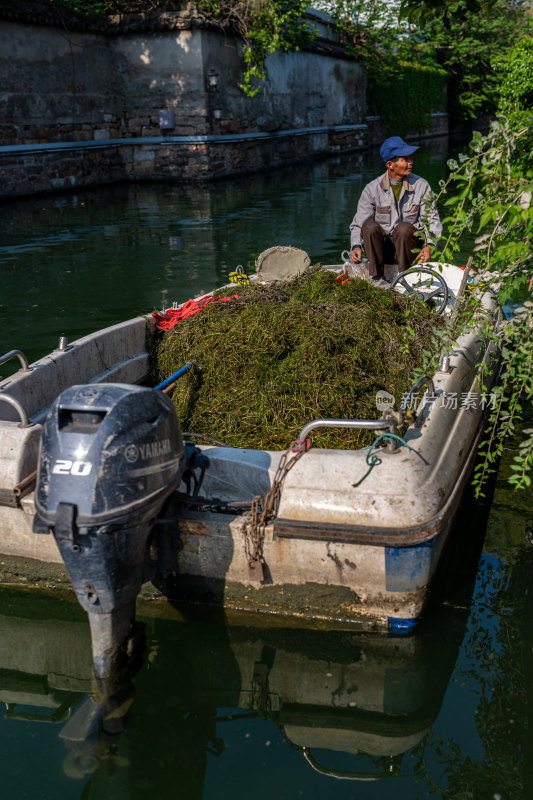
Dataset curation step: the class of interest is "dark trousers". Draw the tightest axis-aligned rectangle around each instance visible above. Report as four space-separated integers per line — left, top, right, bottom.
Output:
362 220 420 278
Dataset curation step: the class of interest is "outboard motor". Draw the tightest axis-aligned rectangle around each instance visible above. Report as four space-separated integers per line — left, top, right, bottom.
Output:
33 383 186 679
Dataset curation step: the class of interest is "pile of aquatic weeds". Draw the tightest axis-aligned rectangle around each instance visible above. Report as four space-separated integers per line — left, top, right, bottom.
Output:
156 267 441 450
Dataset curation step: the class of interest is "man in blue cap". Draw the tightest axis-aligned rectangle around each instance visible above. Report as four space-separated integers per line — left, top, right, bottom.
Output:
349 136 442 284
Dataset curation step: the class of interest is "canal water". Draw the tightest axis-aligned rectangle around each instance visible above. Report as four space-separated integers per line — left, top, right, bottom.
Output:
0 139 531 799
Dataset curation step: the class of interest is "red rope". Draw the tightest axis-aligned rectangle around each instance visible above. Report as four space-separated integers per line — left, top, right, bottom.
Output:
152 294 239 331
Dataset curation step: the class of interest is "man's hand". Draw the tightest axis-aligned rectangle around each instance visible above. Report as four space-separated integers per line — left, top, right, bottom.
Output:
416 246 432 264
349 246 363 264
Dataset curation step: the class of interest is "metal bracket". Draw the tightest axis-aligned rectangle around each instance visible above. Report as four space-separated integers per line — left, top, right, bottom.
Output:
54 502 79 547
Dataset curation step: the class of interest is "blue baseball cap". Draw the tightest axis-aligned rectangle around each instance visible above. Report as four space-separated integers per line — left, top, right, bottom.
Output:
380 136 419 162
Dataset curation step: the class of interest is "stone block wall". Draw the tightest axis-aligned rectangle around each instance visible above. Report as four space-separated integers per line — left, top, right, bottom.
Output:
364 112 450 147
0 6 446 199
0 19 210 147
0 123 372 198
123 125 368 183
1 146 126 197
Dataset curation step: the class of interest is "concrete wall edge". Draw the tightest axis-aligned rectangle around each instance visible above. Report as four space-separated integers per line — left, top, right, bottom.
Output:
0 124 370 156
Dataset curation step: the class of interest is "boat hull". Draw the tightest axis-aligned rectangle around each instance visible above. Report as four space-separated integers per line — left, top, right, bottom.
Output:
0 264 500 632
158 421 471 633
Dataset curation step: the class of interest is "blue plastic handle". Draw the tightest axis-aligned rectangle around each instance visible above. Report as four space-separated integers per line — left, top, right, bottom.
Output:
154 362 192 391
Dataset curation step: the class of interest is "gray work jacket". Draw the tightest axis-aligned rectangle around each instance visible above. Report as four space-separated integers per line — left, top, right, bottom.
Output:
349 172 442 249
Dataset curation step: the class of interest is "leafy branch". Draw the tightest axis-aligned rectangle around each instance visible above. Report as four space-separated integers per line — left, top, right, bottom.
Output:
405 0 525 121
199 0 314 96
430 118 533 494
314 0 447 135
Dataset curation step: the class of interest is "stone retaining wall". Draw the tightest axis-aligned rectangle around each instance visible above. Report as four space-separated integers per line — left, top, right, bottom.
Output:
365 112 449 145
0 125 370 197
0 6 447 199
0 119 449 201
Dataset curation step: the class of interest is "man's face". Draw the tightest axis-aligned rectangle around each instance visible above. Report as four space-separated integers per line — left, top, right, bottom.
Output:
386 155 413 181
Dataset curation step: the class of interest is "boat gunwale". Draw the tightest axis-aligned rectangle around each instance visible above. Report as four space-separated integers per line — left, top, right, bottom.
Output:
0 315 152 425
273 372 497 548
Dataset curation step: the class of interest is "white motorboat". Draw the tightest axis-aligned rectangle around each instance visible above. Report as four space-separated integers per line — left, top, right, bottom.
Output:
0 256 500 674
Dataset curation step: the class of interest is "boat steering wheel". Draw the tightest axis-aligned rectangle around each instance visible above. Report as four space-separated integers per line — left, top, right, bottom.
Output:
391 266 450 315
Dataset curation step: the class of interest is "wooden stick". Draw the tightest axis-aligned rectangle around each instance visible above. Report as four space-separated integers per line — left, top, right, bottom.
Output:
450 255 473 326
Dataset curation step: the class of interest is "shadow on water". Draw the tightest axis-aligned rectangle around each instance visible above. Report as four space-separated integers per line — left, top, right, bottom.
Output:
0 594 466 798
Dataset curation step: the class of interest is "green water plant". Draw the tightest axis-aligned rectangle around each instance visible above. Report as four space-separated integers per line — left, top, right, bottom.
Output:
156 268 440 450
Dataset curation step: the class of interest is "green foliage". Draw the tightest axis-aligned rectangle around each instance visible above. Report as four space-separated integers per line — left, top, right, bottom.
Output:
46 0 111 12
315 0 446 134
199 0 314 97
422 0 527 120
497 32 533 128
317 0 528 124
408 24 533 493
436 119 533 274
426 114 533 493
48 0 314 95
314 1 408 69
47 0 191 15
368 60 447 137
47 0 149 14
399 0 494 26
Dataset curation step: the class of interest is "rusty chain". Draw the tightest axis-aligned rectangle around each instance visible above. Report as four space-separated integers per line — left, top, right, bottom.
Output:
243 439 308 581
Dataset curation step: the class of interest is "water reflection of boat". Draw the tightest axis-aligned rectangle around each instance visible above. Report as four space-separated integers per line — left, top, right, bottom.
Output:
0 258 499 677
0 563 471 793
0 590 92 721
226 622 454 778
